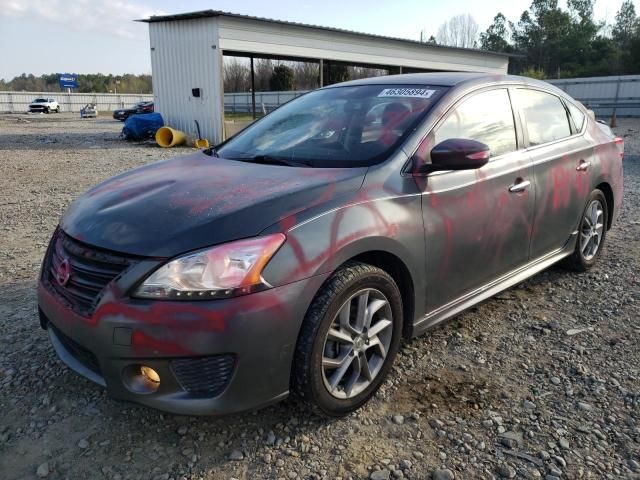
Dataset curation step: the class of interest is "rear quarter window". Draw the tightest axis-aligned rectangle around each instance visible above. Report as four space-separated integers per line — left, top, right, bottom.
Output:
565 101 586 132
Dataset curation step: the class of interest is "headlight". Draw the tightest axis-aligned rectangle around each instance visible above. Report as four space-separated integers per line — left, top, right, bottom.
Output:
133 233 285 300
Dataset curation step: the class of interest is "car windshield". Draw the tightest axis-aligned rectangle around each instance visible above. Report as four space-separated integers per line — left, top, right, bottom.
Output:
34 98 47 103
217 84 448 168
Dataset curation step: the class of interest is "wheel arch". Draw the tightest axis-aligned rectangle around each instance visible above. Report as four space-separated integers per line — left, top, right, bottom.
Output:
345 250 416 340
301 234 422 339
595 181 614 230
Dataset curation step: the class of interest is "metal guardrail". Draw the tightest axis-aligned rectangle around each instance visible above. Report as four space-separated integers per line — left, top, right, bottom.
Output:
552 77 640 86
0 91 154 113
223 90 308 114
573 100 640 118
549 75 640 117
0 90 309 115
6 81 638 118
578 101 640 109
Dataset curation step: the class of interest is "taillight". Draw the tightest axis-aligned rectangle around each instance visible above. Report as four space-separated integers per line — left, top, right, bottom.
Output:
614 137 624 159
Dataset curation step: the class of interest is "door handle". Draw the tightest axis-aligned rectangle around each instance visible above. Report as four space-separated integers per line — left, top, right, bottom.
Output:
509 180 531 193
576 160 591 171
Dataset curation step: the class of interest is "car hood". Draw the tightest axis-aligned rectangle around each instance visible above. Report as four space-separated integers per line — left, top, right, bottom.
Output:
61 151 367 257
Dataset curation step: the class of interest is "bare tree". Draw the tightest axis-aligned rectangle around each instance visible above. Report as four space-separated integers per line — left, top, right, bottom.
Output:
436 14 479 48
347 66 389 80
254 59 274 91
293 62 320 90
223 57 249 92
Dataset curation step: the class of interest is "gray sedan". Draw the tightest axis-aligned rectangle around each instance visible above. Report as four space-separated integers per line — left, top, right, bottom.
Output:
38 73 623 417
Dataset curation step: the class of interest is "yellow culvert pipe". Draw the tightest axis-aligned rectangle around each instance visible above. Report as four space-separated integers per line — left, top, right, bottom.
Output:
156 126 186 148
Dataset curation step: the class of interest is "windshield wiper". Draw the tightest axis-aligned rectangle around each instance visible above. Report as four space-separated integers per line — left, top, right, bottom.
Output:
203 146 218 157
233 155 311 168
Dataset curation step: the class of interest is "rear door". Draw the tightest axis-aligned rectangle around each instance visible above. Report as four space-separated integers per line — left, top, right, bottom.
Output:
512 88 593 259
418 87 535 311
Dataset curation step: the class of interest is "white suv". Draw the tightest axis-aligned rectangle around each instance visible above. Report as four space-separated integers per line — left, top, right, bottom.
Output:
29 98 60 114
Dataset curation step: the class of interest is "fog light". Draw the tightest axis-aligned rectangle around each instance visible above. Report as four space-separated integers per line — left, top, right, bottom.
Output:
122 364 161 394
141 366 160 384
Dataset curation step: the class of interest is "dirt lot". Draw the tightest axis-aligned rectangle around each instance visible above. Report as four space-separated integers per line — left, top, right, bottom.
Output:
0 113 639 480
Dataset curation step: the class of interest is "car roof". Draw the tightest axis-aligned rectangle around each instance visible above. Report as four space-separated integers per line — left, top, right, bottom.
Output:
329 72 547 89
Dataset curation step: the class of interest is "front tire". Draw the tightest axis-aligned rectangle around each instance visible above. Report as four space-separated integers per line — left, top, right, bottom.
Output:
292 262 403 417
564 189 608 271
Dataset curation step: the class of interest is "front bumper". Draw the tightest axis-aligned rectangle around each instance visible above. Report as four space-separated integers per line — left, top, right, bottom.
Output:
38 272 328 415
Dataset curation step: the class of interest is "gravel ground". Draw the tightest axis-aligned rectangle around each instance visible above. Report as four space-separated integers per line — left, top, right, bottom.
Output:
0 113 639 480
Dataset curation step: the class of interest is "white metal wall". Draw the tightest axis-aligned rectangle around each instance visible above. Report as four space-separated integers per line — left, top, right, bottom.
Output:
149 17 223 143
548 75 640 117
0 92 153 113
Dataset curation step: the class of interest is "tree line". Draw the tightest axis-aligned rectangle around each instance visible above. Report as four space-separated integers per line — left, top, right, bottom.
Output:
451 0 639 78
0 73 152 93
1 62 386 94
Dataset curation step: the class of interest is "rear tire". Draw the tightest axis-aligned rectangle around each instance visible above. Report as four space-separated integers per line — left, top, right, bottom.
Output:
563 189 608 271
292 262 403 417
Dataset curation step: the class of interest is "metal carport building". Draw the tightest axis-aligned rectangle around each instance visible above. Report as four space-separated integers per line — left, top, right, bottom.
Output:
139 10 510 144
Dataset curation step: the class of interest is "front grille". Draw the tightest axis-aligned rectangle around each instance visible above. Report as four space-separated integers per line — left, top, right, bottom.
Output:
171 355 236 397
49 322 101 375
43 230 138 316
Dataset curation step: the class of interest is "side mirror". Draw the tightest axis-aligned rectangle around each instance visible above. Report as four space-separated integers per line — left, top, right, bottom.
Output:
411 138 490 175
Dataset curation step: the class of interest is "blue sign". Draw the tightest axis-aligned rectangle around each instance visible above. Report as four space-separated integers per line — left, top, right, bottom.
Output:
58 73 78 89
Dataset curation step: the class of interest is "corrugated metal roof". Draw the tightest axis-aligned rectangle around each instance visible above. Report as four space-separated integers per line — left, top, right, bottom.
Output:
137 9 512 58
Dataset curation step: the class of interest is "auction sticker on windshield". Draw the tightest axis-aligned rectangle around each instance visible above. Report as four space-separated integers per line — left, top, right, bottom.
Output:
378 88 436 98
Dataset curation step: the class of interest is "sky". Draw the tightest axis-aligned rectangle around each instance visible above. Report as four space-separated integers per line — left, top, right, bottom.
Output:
0 0 634 81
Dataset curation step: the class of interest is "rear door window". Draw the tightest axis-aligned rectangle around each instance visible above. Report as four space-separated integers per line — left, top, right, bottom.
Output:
433 88 517 158
515 89 572 146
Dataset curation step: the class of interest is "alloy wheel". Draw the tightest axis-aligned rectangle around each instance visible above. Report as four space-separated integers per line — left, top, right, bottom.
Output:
579 199 604 261
321 288 393 399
